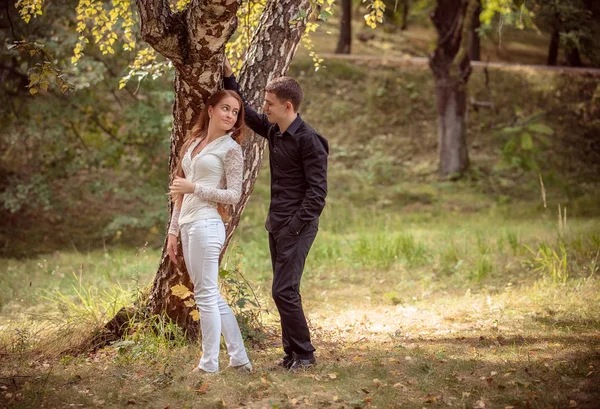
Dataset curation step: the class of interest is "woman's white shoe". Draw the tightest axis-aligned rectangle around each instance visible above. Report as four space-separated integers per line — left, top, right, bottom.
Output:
231 361 253 373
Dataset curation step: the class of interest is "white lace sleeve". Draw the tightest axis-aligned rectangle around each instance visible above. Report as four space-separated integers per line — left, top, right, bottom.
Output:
168 206 181 236
194 144 243 205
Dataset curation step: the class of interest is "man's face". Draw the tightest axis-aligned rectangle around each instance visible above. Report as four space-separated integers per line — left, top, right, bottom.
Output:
263 91 290 124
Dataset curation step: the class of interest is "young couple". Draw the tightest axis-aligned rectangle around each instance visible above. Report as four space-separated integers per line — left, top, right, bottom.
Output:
167 57 329 374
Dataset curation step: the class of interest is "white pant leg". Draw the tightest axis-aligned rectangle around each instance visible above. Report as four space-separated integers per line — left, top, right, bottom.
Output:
181 219 249 372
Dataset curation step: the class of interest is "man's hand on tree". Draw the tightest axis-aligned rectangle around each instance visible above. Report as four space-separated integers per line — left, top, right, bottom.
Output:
223 57 233 78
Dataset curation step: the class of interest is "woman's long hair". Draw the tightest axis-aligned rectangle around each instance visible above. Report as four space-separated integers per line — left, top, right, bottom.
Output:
172 90 246 222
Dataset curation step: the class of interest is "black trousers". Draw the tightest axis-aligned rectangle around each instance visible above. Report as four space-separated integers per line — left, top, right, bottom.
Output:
268 221 318 360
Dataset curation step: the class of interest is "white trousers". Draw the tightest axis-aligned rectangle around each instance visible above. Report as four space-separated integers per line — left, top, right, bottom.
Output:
180 219 249 372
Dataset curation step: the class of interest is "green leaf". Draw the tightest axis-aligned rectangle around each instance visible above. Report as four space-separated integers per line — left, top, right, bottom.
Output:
503 138 517 153
521 132 533 150
527 123 554 136
499 126 521 135
318 10 333 22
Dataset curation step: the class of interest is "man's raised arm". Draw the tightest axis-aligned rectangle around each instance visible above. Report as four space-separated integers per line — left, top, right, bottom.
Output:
223 59 270 138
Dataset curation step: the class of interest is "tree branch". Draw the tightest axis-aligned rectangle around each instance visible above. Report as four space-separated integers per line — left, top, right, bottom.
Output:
185 0 239 64
135 0 184 64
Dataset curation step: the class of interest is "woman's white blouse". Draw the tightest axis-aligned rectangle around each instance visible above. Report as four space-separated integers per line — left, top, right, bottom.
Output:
169 133 244 236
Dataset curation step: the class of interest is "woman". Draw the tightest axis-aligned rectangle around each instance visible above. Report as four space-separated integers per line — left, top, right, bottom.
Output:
167 90 252 374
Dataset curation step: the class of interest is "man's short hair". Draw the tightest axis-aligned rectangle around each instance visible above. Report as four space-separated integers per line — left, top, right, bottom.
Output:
265 76 303 112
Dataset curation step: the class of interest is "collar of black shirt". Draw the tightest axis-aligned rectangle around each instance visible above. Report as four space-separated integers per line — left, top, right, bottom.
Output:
275 114 303 137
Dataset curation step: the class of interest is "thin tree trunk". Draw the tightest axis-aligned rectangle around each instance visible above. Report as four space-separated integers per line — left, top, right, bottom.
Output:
547 27 559 66
335 0 352 54
429 0 478 177
469 0 481 61
401 0 410 31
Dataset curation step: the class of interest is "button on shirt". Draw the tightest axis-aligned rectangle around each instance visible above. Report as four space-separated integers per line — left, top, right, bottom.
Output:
224 75 329 235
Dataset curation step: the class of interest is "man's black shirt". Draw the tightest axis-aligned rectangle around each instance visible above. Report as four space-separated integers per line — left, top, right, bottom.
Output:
224 75 328 235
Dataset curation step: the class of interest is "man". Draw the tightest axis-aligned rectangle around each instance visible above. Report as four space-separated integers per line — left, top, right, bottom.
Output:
223 59 328 371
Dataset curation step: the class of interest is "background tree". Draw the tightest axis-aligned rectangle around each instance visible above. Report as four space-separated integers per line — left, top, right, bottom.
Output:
429 0 480 177
531 0 600 67
470 0 481 61
335 0 352 53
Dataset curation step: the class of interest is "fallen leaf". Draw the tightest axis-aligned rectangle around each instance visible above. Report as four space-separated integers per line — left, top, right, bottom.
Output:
127 400 136 405
361 388 370 394
473 400 486 409
290 398 299 405
363 397 372 403
393 383 407 391
195 383 209 394
569 401 577 407
425 395 439 403
373 378 381 387
328 373 337 379
171 284 193 299
333 396 339 402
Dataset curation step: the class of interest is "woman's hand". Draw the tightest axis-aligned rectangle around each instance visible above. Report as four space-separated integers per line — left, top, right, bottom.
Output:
169 176 195 195
167 234 178 265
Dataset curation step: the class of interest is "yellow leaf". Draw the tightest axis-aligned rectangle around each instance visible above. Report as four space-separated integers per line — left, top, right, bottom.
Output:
184 299 196 308
328 373 337 379
195 382 208 394
171 284 193 299
189 310 199 321
29 87 38 95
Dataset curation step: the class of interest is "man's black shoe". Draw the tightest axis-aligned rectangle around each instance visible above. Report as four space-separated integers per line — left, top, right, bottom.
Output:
277 354 295 370
288 357 316 371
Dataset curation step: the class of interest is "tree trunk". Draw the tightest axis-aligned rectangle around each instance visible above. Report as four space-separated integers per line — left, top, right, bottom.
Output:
429 0 477 177
136 0 240 339
401 0 410 31
469 0 481 61
547 27 559 66
335 0 352 54
129 0 311 340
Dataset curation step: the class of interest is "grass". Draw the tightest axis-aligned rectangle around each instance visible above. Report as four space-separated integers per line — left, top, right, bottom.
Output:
2 197 600 408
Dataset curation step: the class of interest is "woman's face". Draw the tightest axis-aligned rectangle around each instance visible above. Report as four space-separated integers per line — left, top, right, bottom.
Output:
208 96 240 134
